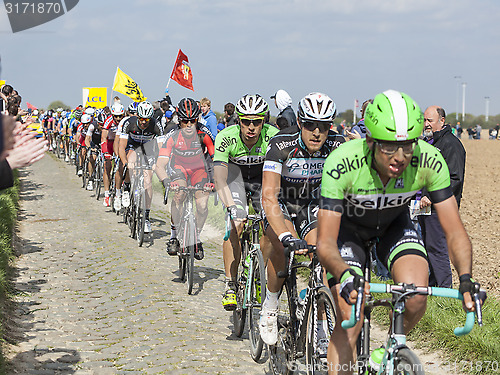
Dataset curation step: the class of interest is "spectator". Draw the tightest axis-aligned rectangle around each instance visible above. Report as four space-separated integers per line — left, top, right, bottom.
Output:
419 106 466 287
467 126 475 139
348 98 372 139
456 122 463 139
199 97 217 140
475 124 482 139
224 102 238 127
0 84 14 115
270 89 298 129
217 116 225 132
113 96 121 104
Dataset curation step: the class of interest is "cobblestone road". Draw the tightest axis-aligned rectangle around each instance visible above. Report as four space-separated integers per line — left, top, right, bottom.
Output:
8 154 271 374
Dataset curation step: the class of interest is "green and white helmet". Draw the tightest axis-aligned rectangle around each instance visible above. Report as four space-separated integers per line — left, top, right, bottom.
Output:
364 90 423 141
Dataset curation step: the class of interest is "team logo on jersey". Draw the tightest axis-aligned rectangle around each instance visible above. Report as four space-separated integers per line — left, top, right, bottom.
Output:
394 178 404 189
340 245 354 258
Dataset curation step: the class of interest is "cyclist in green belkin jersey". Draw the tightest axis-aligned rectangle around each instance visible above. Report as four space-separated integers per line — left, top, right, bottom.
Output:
214 94 279 311
316 90 484 375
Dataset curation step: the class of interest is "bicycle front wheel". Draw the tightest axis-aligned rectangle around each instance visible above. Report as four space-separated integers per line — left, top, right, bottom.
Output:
233 236 249 337
390 347 425 375
305 286 336 374
136 193 145 247
269 281 295 375
184 218 196 295
95 162 102 200
249 249 266 362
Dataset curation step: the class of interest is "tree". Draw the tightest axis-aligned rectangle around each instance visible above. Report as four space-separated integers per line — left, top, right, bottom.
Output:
47 100 70 111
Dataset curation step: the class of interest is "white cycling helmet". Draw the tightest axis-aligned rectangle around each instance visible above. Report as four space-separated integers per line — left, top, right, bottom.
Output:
81 114 92 124
85 107 95 116
235 94 269 117
137 101 154 119
111 103 125 115
298 92 336 122
33 109 39 116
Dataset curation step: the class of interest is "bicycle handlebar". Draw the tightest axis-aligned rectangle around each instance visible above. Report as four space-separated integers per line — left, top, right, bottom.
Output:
277 244 317 279
341 284 478 336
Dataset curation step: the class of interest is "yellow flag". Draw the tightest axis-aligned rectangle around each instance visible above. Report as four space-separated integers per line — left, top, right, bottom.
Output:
83 87 108 108
0 80 5 87
112 67 147 102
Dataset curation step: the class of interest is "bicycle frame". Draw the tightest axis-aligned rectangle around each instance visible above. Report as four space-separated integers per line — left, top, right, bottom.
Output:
241 214 261 310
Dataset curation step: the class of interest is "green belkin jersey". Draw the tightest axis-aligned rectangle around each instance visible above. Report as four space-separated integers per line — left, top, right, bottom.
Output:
320 139 452 236
214 123 279 181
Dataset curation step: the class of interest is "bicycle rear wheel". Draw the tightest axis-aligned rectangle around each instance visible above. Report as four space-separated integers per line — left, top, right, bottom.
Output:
305 286 336 374
233 236 249 337
390 347 425 375
269 281 295 375
249 249 267 362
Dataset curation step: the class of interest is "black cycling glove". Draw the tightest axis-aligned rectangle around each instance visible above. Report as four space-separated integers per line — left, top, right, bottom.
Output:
280 234 308 252
459 274 487 304
339 268 363 305
227 205 246 220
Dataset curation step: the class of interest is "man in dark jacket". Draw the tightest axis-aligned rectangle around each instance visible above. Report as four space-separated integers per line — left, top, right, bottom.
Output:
271 89 298 129
419 106 466 287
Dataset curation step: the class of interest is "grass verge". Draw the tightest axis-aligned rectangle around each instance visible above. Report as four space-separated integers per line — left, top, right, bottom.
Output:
369 276 500 374
0 170 20 374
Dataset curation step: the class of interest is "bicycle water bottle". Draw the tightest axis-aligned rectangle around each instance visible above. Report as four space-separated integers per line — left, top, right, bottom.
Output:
366 347 384 374
298 288 307 305
243 254 251 277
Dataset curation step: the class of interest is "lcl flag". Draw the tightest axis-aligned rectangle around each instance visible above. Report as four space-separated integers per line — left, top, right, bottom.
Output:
170 49 194 91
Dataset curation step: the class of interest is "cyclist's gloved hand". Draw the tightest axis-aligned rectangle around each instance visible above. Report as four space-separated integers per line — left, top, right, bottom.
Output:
203 182 215 192
280 233 308 253
339 268 363 305
162 178 169 189
170 181 180 191
459 274 487 309
227 205 246 220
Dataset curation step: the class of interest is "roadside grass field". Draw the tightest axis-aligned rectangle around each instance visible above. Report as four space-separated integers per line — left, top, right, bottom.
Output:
0 171 20 373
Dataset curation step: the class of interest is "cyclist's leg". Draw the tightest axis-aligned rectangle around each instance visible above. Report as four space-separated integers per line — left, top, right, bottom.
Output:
221 180 247 310
380 213 429 333
191 168 210 231
103 139 113 197
166 166 187 253
326 225 367 375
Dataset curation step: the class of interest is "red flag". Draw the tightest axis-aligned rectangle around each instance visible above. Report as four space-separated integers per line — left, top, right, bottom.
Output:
170 49 194 91
27 102 37 110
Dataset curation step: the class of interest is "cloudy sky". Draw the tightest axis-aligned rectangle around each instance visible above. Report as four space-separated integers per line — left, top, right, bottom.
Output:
1 0 499 119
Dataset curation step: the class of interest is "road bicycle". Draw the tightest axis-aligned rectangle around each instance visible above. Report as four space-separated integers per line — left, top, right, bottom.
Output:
123 147 150 247
341 243 484 375
270 245 336 375
93 151 105 201
165 185 208 295
109 155 120 214
224 210 267 361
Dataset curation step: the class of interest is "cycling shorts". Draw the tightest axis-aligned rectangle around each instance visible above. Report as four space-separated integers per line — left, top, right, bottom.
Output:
263 199 319 240
126 146 156 169
228 177 262 219
170 164 209 187
327 211 427 285
78 134 86 147
101 139 114 155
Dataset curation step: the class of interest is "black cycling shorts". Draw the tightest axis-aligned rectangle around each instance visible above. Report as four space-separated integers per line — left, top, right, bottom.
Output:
328 211 427 285
263 199 319 240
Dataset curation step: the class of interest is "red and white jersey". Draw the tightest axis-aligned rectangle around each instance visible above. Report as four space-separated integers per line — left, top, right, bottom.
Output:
103 115 117 140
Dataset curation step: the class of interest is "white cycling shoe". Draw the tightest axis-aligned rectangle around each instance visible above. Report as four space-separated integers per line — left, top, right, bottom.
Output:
122 191 130 208
113 196 121 211
144 219 152 233
86 181 93 191
259 307 278 345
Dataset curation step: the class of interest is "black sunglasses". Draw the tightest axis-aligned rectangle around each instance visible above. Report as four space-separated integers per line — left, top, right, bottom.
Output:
240 118 264 126
301 121 331 132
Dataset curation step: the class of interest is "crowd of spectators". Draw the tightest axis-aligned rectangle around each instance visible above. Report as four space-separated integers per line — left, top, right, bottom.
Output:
0 82 48 190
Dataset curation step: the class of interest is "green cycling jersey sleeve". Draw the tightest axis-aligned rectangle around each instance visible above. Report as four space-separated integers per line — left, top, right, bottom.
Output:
321 139 451 210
